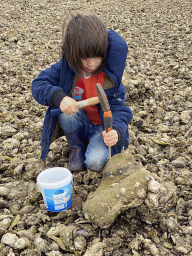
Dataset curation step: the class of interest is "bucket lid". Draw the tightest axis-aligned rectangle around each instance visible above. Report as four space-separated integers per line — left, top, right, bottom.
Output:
37 167 72 190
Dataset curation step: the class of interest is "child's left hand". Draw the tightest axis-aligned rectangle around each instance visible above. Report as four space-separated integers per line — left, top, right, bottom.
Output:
102 129 118 147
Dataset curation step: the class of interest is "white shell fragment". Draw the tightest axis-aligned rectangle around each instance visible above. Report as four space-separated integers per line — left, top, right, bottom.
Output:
14 237 30 249
148 178 161 193
84 242 104 256
1 233 19 247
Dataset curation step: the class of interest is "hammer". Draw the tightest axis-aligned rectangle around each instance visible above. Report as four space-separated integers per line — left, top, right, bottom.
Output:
74 97 100 109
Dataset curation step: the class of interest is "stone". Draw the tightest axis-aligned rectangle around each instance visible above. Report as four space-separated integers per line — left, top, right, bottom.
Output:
83 153 150 228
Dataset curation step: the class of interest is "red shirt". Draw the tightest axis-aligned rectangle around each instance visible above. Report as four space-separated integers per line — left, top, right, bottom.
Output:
72 72 105 125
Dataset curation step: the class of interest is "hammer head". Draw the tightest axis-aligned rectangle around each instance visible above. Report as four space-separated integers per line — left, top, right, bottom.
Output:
95 83 110 112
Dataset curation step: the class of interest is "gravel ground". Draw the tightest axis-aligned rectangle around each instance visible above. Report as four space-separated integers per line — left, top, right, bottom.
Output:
0 0 192 255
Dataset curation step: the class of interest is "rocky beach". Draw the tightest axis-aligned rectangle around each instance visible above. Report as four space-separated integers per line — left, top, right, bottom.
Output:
0 0 192 255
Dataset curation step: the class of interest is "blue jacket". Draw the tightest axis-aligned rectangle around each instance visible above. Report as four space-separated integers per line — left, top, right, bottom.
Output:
31 30 133 161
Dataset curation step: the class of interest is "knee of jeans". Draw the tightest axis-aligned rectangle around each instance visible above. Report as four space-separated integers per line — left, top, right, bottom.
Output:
58 112 79 132
85 160 104 172
59 112 77 122
85 155 107 172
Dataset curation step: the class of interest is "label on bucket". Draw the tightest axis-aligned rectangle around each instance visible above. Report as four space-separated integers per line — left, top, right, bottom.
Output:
43 183 72 212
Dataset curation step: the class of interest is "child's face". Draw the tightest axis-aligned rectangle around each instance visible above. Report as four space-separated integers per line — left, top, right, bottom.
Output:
81 57 102 74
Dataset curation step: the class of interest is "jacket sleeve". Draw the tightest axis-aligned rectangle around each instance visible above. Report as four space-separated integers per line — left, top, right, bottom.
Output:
100 96 133 145
104 30 128 88
112 99 133 144
31 62 67 107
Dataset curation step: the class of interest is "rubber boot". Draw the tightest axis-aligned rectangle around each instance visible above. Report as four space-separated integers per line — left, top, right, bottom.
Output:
64 130 87 172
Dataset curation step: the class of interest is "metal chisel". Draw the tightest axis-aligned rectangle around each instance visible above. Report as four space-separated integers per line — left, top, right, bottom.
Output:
95 83 113 175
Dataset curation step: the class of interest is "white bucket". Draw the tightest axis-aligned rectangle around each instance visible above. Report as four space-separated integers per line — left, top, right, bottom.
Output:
37 167 72 212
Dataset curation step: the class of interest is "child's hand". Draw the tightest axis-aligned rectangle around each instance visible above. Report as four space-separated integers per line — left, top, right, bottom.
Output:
102 129 118 147
60 96 78 114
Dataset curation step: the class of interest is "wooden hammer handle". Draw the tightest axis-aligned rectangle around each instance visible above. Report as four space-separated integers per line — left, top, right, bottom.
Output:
74 97 100 109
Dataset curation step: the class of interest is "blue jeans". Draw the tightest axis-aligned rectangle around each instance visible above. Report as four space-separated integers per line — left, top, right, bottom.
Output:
58 109 109 172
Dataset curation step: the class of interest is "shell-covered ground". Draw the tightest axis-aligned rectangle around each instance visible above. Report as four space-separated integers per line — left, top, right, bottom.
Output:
0 0 192 255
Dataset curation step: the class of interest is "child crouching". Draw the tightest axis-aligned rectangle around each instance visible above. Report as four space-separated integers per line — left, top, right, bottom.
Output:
31 12 133 172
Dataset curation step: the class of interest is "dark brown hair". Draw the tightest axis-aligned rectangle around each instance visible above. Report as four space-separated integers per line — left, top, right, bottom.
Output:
61 12 108 75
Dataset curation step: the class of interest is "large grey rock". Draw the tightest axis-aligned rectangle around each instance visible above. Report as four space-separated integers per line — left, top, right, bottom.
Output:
83 153 150 228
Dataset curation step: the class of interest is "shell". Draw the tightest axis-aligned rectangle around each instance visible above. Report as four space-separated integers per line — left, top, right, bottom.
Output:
14 237 30 249
148 178 161 193
75 229 89 237
47 226 60 237
7 250 16 256
145 193 159 208
34 237 49 253
0 216 13 229
84 242 104 256
2 138 20 151
47 251 64 256
137 188 147 199
74 236 86 251
1 233 18 247
10 215 21 229
48 242 60 251
0 186 10 197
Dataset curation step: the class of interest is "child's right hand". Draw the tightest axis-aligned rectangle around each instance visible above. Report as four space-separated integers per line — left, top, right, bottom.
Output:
60 96 78 114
